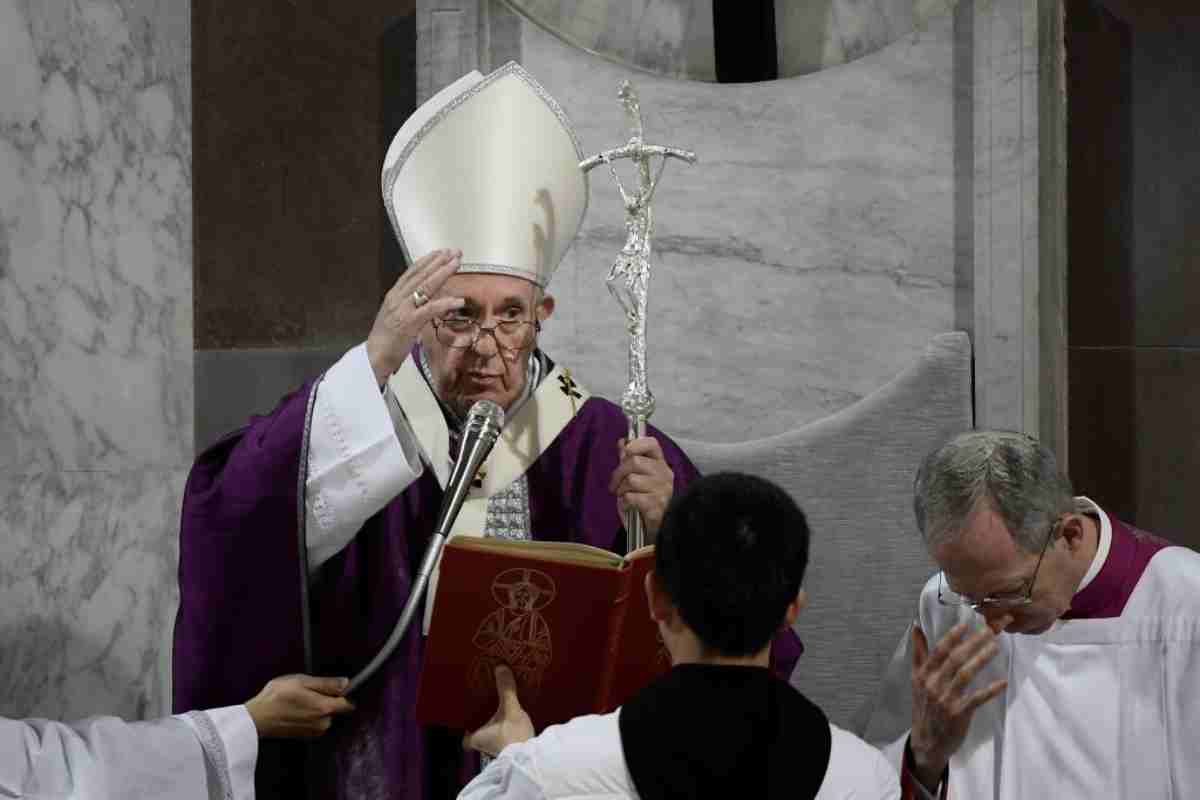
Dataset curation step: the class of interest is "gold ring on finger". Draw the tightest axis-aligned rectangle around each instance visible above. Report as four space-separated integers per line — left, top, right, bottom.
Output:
412 287 430 308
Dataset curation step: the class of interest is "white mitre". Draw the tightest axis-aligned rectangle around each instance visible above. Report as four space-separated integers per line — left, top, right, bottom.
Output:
381 62 588 289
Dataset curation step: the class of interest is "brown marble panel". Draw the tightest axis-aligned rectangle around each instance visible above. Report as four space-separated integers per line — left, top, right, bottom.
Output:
194 0 417 349
1130 26 1200 347
1068 4 1200 349
1065 0 1134 348
1068 347 1137 521
1070 346 1200 551
194 348 346 452
1128 348 1200 550
1095 0 1200 30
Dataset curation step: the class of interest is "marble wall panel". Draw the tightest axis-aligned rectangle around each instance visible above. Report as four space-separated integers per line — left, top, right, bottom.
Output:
0 470 186 720
418 0 521 105
419 1 481 104
523 18 960 441
420 0 1047 445
193 0 412 350
970 0 1042 435
195 347 345 452
503 0 961 79
0 0 191 721
503 0 715 80
1129 24 1200 348
0 0 193 472
431 9 471 102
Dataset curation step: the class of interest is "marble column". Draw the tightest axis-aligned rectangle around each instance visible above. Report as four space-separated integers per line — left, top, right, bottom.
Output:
417 0 521 104
968 0 1048 439
0 0 192 720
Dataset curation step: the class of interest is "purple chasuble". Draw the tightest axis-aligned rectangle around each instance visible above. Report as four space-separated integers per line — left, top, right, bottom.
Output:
1062 514 1174 621
173 368 809 799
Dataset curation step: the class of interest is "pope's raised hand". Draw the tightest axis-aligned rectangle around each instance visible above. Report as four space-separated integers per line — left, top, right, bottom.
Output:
909 618 1010 790
366 249 466 386
609 436 675 541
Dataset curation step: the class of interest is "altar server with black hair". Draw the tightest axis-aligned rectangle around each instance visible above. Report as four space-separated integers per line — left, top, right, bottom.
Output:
458 472 900 800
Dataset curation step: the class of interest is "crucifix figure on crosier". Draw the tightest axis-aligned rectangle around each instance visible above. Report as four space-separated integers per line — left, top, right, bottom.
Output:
580 81 696 550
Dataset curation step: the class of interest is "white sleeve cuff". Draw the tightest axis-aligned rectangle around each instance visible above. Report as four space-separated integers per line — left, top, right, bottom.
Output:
314 343 417 473
305 343 424 570
209 706 257 800
181 706 258 800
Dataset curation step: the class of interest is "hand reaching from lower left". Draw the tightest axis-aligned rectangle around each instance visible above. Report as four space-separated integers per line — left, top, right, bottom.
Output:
245 674 356 739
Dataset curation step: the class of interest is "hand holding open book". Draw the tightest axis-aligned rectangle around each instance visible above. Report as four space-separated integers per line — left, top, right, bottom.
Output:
416 538 670 732
461 664 535 756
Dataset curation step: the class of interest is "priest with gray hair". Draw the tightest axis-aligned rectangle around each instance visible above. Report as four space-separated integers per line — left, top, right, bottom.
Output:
862 430 1200 799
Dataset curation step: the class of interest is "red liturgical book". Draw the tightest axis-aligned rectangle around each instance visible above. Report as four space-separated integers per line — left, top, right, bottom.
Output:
415 538 670 732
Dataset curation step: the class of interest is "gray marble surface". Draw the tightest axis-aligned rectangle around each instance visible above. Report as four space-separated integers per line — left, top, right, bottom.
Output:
0 0 192 472
418 0 1044 443
503 0 715 80
969 0 1041 434
0 0 191 720
525 16 962 441
503 0 959 80
0 470 185 720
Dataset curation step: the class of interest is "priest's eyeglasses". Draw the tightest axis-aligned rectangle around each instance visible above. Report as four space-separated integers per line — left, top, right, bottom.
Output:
431 315 541 353
937 517 1062 611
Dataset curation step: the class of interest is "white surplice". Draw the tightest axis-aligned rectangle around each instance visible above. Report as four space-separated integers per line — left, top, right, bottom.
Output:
860 499 1200 799
0 705 256 800
457 711 900 800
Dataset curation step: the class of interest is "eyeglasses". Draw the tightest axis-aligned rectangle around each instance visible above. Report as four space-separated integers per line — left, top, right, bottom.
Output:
430 315 541 354
937 517 1062 611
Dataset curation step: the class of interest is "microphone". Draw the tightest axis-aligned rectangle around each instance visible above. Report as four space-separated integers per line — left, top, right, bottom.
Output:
434 399 506 537
347 399 505 693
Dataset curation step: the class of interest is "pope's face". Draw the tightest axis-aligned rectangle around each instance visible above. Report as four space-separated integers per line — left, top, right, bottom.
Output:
932 506 1076 635
420 273 555 419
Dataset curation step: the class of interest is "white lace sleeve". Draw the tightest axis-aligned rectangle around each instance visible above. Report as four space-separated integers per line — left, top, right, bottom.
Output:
305 343 425 571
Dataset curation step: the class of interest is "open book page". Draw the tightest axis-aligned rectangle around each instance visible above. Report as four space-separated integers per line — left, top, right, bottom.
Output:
445 536 628 568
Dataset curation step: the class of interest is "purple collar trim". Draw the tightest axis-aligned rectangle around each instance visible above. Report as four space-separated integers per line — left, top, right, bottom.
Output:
1063 512 1174 620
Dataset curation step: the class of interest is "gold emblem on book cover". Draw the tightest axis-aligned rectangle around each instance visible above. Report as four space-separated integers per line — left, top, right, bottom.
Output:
470 568 557 696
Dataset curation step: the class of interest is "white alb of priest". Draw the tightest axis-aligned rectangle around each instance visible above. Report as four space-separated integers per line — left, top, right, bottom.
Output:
861 430 1200 799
